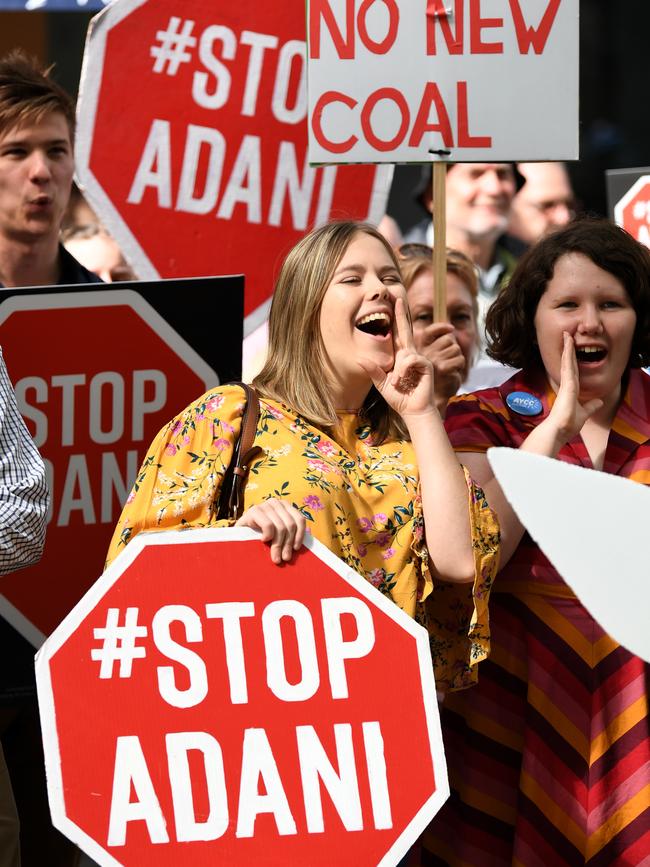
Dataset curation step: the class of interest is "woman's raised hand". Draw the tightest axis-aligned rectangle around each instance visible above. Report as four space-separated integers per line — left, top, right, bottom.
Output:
544 332 603 446
235 498 306 564
360 296 437 419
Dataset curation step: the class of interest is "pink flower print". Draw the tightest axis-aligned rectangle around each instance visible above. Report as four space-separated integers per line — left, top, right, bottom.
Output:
221 421 235 434
214 438 230 451
303 495 324 511
316 440 336 456
382 547 395 560
165 443 177 456
126 491 135 504
307 459 331 474
375 531 390 547
357 543 368 558
266 405 284 420
373 512 387 525
206 395 224 413
171 420 182 435
196 413 205 421
357 516 373 532
183 435 190 445
368 568 385 588
413 524 424 541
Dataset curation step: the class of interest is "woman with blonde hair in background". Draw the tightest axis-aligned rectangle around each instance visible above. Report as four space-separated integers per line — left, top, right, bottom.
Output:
398 244 480 414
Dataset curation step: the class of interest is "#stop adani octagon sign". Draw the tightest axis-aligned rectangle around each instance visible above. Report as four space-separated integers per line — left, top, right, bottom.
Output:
77 0 391 334
37 528 447 866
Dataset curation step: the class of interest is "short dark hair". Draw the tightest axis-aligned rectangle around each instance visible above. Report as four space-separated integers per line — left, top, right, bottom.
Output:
486 217 650 370
0 50 75 141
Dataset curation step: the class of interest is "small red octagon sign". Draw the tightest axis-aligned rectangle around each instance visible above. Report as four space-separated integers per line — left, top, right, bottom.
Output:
614 175 650 248
37 528 446 866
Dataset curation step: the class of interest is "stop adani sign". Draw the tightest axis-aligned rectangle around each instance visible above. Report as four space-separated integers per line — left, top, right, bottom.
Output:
37 528 446 866
76 0 391 334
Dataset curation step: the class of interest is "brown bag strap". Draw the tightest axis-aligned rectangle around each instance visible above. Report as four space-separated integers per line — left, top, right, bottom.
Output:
216 383 263 521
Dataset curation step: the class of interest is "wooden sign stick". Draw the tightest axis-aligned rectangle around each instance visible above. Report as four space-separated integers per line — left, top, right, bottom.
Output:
432 162 447 322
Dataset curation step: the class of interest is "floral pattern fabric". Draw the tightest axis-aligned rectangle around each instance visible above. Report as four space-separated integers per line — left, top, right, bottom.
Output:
107 385 499 691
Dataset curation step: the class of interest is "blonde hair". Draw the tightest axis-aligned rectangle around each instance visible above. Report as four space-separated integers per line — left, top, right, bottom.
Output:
398 245 480 371
253 221 409 443
398 245 479 313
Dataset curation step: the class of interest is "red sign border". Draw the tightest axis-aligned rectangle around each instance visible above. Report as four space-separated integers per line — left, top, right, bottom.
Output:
36 527 447 866
74 0 393 340
613 173 650 232
0 289 219 648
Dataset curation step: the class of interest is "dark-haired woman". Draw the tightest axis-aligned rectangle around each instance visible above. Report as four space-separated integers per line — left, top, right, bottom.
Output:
421 219 650 866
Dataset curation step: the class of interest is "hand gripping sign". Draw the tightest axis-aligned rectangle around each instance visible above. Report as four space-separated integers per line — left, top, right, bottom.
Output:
307 0 579 164
37 528 447 866
76 0 392 337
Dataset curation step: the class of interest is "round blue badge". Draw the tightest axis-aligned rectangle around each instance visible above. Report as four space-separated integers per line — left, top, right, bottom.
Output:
506 391 543 416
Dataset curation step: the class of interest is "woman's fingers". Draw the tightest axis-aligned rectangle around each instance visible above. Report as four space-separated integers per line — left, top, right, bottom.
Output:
423 322 456 343
582 397 604 419
235 499 306 564
390 350 425 389
393 296 415 353
559 331 578 394
358 356 390 389
266 498 305 561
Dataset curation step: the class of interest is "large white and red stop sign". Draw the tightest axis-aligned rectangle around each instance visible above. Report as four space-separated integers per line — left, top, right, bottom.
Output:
614 175 650 249
37 528 446 866
0 287 220 644
77 0 391 333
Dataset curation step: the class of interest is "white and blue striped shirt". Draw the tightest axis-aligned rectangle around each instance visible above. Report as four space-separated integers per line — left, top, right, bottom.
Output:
0 349 48 575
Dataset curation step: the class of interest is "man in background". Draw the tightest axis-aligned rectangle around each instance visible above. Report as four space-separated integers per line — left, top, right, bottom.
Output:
404 163 526 333
0 51 99 290
0 49 100 865
509 161 576 244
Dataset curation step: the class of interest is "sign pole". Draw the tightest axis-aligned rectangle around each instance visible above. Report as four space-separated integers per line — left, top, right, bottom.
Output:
432 163 447 323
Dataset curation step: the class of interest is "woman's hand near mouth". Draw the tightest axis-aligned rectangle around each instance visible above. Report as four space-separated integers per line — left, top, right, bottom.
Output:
358 297 435 419
525 331 604 457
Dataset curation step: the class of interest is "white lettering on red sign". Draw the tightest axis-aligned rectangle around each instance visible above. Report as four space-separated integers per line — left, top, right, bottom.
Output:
107 722 390 845
128 23 338 230
15 370 166 527
94 596 391 844
146 598 375 707
127 120 336 230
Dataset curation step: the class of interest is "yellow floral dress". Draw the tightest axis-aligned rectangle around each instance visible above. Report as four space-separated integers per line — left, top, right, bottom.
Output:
107 385 499 691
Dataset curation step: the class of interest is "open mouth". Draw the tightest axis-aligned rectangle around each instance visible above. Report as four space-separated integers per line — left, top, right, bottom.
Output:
575 346 607 364
355 312 392 338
